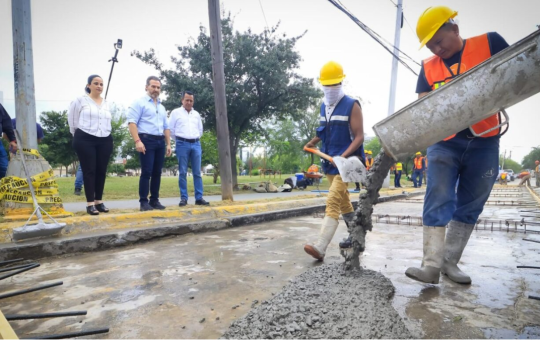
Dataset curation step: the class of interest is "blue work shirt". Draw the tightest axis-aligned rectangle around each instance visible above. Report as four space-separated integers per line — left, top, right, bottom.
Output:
127 95 169 136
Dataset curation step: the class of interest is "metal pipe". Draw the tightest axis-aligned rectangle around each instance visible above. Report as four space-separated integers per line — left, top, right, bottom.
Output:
0 263 38 273
523 238 540 243
5 311 87 320
517 266 540 269
0 258 24 266
374 30 540 160
21 327 109 339
0 281 63 300
0 263 39 281
529 295 540 301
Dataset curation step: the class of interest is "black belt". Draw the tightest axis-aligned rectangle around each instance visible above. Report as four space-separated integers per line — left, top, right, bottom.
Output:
176 137 199 143
139 133 164 140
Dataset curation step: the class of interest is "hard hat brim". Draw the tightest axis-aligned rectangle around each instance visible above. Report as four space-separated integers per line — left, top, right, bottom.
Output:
418 11 458 49
319 74 346 86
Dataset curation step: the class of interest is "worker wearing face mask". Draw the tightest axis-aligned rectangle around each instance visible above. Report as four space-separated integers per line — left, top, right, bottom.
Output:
303 61 366 261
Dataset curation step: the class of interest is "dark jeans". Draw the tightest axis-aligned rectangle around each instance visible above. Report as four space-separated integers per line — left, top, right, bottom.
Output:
138 135 165 203
0 144 8 180
423 135 499 226
412 169 423 187
72 129 113 203
394 170 402 187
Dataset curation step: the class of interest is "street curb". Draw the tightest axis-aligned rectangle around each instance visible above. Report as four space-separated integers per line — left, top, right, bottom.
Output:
0 191 425 261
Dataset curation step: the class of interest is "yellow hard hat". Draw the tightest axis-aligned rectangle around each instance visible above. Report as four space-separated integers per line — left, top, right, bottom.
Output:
319 61 346 86
366 151 372 155
415 152 422 156
416 6 458 49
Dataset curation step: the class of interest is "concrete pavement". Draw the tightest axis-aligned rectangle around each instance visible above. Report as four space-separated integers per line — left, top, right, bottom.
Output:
3 208 539 339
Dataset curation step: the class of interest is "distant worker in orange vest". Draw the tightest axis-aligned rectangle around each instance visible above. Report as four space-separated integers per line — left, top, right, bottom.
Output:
412 152 426 188
518 171 531 186
405 6 509 286
355 150 373 191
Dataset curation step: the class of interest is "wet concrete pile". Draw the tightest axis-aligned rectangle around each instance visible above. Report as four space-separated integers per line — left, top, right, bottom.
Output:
222 263 412 339
341 152 395 270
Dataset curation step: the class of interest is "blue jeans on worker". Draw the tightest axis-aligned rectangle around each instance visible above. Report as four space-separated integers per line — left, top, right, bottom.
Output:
74 164 83 189
175 139 203 201
0 145 8 180
412 169 423 187
423 134 499 226
138 135 165 204
394 170 402 188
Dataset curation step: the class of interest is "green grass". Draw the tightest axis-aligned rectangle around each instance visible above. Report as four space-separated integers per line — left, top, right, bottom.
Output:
56 173 326 203
56 173 412 203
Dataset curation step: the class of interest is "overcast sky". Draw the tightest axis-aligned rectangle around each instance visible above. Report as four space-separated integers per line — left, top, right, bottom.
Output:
1 0 539 163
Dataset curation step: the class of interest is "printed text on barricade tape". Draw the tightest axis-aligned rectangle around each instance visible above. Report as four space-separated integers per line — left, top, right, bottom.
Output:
0 148 63 205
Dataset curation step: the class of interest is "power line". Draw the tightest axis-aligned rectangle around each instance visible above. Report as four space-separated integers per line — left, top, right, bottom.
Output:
327 0 420 76
258 0 269 29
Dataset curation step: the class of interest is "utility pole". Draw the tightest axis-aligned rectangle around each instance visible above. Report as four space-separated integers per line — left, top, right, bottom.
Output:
12 0 37 150
4 0 67 217
208 0 234 200
384 0 403 188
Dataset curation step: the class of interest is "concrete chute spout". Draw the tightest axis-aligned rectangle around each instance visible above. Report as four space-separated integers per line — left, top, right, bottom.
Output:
373 29 540 160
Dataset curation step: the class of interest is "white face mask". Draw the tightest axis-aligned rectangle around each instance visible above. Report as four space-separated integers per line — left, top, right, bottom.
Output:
322 85 344 106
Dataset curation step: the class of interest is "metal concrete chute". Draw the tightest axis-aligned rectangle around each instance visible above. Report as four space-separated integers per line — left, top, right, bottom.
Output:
10 131 66 242
373 29 540 160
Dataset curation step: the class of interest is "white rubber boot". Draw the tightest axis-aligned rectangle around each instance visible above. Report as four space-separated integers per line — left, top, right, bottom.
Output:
405 226 445 284
304 216 339 261
441 220 474 284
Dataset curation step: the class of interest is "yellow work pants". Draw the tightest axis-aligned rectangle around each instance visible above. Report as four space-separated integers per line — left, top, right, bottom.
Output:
325 174 354 220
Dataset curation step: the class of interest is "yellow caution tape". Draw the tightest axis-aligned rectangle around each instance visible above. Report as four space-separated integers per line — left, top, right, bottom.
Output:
20 148 41 157
0 148 65 207
1 193 63 204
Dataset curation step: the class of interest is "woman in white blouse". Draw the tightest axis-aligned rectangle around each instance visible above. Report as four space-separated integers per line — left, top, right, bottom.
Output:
67 75 113 215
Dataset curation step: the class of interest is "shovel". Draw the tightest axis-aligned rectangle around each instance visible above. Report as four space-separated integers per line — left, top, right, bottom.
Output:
304 147 367 184
11 130 66 241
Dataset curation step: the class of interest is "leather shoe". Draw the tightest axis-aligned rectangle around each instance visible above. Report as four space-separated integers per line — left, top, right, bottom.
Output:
140 202 154 211
86 205 99 215
150 201 166 210
179 199 188 207
195 199 209 206
95 203 109 213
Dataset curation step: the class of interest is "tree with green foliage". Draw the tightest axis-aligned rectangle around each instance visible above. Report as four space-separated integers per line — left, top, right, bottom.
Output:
133 15 320 187
163 156 178 176
200 132 220 183
499 155 522 173
109 105 129 164
40 110 77 175
521 146 540 170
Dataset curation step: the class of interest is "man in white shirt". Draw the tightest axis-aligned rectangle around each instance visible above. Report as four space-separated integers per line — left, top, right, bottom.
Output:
168 91 209 206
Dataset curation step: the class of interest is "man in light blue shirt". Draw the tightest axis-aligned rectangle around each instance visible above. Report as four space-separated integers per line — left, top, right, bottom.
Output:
127 76 172 211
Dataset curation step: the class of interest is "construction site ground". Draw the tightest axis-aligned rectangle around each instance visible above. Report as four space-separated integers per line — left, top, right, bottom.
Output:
1 182 540 339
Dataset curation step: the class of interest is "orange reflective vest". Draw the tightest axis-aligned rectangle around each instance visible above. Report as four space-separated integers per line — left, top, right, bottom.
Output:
366 158 373 170
423 33 501 140
414 157 424 170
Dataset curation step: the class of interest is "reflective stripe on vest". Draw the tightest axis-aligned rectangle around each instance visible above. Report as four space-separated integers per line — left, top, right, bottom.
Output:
414 157 424 170
423 33 500 140
396 163 402 171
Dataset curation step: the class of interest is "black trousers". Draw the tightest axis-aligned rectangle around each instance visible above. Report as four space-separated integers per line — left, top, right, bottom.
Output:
73 129 113 203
